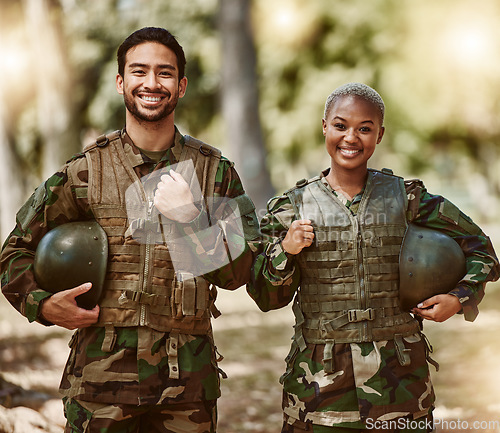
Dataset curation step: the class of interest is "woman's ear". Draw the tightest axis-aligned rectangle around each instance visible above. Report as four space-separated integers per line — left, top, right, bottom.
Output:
377 126 385 144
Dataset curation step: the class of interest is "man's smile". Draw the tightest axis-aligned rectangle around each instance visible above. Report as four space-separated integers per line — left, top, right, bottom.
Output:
141 95 163 102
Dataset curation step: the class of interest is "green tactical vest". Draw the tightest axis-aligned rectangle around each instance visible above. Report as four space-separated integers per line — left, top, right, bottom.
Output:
286 170 420 348
81 131 222 337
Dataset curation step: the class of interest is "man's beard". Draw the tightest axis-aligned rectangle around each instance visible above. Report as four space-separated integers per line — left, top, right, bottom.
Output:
123 89 179 123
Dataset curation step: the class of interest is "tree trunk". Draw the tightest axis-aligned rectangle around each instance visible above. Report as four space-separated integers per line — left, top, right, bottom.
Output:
23 0 80 179
219 0 274 217
0 84 25 241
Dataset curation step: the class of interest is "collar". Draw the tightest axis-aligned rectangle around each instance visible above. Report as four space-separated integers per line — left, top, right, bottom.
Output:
319 168 365 207
120 127 185 168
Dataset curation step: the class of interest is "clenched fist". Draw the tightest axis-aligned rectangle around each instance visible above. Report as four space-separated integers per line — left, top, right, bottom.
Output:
282 219 315 255
154 170 200 223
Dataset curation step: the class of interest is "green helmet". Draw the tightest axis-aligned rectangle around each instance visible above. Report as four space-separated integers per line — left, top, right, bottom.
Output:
34 221 108 310
399 224 466 311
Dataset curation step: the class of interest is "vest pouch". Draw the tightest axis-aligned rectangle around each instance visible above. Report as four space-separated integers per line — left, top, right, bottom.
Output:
171 272 210 319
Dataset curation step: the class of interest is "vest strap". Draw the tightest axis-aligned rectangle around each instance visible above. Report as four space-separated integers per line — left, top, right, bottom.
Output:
324 308 375 332
394 333 411 366
292 297 307 351
423 332 440 371
167 331 180 379
323 340 335 374
123 290 170 307
101 324 117 353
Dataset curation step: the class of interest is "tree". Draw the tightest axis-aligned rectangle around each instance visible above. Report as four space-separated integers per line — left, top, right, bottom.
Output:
0 81 25 241
219 0 274 214
23 0 81 180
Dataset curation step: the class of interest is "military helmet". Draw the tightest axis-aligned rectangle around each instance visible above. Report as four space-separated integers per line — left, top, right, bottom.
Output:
34 221 108 310
399 223 466 311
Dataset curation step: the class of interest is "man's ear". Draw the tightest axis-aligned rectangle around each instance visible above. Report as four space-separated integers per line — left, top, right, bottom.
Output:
116 74 124 95
178 76 188 98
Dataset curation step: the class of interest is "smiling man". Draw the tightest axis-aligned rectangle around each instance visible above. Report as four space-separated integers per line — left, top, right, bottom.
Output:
0 27 259 433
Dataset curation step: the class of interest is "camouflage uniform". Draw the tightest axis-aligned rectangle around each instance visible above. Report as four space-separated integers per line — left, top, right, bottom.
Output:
1 128 259 432
247 169 500 432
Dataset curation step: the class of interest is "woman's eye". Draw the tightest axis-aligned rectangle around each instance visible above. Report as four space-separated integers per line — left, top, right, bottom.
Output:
334 123 345 129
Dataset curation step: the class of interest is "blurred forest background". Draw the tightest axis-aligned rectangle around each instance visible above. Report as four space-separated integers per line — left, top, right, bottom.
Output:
1 0 500 432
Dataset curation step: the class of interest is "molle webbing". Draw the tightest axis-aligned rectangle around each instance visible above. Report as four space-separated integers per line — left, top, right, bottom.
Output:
287 170 420 346
84 131 221 334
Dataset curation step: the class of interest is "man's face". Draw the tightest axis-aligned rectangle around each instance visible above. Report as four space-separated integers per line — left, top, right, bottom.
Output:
116 42 187 123
322 95 384 172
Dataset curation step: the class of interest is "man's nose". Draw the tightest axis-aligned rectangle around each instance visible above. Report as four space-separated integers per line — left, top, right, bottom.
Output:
144 72 160 89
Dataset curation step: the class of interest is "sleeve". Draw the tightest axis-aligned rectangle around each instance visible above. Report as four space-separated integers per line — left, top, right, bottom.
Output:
246 194 301 312
406 179 500 321
170 158 261 291
0 158 90 324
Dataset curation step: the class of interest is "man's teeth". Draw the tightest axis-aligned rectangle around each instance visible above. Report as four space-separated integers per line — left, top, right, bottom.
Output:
142 96 162 102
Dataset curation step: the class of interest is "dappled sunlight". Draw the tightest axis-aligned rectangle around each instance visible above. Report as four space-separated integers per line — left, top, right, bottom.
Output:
1 1 500 432
0 31 34 114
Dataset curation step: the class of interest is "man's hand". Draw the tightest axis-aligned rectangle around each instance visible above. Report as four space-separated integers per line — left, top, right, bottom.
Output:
154 170 200 223
40 283 99 330
412 294 462 322
282 219 315 255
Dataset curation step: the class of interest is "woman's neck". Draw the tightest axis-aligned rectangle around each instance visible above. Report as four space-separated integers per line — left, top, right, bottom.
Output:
325 167 367 200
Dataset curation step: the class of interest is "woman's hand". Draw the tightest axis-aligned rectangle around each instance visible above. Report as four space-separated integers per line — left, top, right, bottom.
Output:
282 219 315 255
412 294 462 322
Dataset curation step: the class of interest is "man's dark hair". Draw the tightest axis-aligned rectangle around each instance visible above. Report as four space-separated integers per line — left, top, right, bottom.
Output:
117 27 186 80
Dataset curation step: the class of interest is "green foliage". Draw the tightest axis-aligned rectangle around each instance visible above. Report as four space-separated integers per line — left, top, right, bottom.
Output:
3 0 500 220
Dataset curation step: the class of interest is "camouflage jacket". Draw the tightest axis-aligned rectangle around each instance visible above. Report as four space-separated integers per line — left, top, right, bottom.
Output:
247 170 500 428
1 128 259 405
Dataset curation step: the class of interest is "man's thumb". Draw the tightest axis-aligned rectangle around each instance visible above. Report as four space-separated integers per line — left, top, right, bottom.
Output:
169 170 185 183
417 296 436 309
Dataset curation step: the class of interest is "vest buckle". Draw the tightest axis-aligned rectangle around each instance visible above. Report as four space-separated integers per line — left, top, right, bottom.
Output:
348 308 375 322
199 145 212 156
96 134 109 147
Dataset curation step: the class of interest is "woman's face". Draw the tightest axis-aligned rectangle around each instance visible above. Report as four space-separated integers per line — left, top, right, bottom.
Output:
322 95 385 173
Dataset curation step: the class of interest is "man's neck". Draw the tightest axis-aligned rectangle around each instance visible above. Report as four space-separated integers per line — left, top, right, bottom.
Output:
125 113 176 151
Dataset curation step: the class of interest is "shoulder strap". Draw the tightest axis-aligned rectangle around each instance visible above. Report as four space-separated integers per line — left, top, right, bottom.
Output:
285 175 321 220
177 135 222 212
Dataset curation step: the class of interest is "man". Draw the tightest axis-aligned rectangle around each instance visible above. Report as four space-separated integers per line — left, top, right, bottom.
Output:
1 27 259 432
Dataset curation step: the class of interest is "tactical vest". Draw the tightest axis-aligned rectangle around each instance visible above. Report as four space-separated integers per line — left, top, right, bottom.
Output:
286 170 420 359
80 131 222 342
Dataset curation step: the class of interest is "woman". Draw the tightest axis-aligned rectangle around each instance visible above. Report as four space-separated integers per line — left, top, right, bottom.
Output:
247 83 499 432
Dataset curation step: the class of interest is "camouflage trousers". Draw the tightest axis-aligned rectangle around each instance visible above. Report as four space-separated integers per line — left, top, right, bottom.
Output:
63 397 217 433
282 413 434 433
